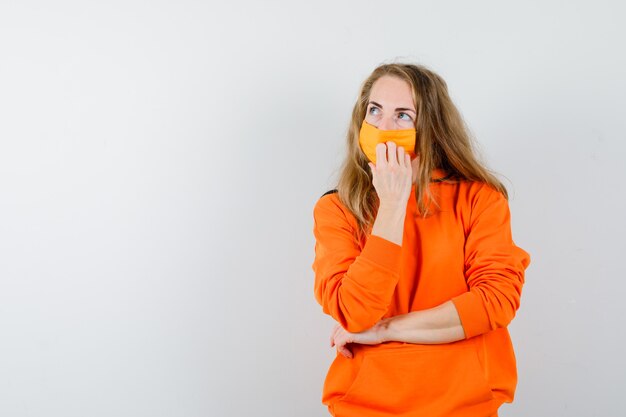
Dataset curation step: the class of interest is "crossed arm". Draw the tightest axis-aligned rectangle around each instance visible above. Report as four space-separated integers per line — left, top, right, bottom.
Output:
330 300 465 358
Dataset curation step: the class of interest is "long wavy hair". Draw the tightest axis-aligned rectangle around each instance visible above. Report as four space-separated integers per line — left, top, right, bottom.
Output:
335 63 507 243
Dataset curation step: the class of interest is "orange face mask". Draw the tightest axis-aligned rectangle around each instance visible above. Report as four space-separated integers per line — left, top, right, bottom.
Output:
358 120 416 164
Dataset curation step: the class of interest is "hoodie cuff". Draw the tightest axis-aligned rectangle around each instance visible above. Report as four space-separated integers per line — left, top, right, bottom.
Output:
358 234 402 272
451 291 492 339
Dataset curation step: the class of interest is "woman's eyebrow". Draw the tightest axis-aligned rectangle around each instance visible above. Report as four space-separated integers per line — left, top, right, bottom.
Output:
368 100 416 114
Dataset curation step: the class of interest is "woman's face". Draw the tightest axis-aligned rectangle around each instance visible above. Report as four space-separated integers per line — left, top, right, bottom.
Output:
365 75 416 131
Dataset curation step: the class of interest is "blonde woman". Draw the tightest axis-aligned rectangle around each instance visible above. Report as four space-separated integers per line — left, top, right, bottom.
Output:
311 63 531 417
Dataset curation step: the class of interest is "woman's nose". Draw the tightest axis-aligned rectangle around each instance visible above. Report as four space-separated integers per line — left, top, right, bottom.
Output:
378 116 395 131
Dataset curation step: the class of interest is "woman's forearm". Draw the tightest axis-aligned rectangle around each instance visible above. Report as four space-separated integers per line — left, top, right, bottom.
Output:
378 300 466 344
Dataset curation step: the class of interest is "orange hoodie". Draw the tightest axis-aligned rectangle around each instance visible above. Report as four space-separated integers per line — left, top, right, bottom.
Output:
311 169 531 417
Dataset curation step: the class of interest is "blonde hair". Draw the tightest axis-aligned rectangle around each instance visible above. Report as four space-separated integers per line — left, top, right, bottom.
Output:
335 62 507 243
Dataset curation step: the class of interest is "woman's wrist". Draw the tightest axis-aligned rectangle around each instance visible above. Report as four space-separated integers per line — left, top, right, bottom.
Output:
371 205 406 246
374 317 394 343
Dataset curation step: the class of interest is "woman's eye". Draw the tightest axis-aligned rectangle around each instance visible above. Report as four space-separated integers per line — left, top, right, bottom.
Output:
398 112 412 121
368 106 380 115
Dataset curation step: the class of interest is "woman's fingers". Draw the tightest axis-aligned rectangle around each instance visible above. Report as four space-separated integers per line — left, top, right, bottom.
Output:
375 141 405 166
330 323 345 347
335 336 353 359
330 324 354 358
396 143 407 168
338 345 353 359
386 141 398 166
373 141 412 174
398 145 407 168
375 143 387 167
369 141 412 206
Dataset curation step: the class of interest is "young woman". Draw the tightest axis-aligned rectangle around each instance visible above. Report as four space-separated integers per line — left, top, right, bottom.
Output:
311 63 531 417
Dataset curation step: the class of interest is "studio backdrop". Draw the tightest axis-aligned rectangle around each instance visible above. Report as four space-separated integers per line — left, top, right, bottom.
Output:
0 1 624 416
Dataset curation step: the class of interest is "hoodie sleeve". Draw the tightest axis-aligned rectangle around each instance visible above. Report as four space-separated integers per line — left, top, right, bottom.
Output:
311 194 402 333
451 185 531 339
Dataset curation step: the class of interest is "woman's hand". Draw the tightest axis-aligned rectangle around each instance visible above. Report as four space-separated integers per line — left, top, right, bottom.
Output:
368 141 414 208
330 320 389 359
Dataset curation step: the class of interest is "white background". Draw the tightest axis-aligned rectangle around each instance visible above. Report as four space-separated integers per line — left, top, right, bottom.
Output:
1 1 624 416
